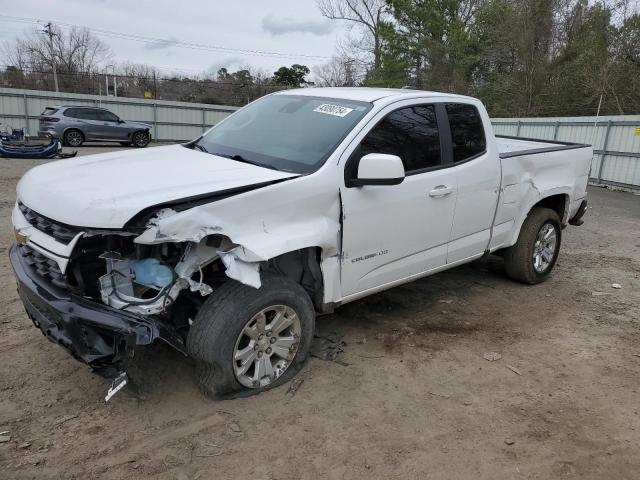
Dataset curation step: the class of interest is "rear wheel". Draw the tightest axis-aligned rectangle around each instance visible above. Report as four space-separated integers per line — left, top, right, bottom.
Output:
504 207 561 284
63 129 84 147
186 275 315 399
132 131 150 148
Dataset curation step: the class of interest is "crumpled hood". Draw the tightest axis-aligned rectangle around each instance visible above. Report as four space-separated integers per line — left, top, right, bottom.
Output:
17 144 298 229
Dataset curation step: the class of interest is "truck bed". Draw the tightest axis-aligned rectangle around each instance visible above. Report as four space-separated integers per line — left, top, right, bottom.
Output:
487 135 593 254
495 135 590 159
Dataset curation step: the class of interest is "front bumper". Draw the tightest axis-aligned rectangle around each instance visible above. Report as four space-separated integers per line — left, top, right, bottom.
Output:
9 243 181 377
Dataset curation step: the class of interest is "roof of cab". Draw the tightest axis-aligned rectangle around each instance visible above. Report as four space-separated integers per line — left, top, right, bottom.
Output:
275 87 476 103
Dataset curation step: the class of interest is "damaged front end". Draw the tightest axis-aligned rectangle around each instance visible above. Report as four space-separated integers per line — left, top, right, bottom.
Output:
10 221 237 380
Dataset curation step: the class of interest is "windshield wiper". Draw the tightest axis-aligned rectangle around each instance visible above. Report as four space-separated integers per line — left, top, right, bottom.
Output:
192 143 208 153
214 152 274 169
229 154 254 164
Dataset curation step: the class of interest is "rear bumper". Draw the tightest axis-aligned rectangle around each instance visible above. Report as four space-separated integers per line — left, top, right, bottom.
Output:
38 126 61 138
9 243 175 377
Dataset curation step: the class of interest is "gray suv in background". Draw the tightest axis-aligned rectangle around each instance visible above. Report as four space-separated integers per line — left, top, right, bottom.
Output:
39 106 152 148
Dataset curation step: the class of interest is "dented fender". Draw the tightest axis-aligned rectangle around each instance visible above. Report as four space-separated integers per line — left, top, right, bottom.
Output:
133 176 343 300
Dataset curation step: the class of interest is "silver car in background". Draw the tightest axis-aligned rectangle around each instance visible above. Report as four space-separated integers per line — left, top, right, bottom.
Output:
38 106 152 147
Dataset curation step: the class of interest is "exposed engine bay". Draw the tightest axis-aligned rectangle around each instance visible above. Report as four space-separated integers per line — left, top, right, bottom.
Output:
68 233 233 325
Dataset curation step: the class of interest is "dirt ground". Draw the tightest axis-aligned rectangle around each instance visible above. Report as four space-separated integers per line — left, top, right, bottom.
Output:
0 144 639 480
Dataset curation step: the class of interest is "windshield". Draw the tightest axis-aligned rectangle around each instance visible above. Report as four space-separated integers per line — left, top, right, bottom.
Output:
194 94 372 174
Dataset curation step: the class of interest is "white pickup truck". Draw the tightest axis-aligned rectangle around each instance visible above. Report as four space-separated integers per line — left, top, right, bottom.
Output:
10 88 591 399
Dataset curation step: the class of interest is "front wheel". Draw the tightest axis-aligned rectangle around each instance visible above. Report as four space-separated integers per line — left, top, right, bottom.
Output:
186 275 315 399
132 131 150 148
504 207 561 284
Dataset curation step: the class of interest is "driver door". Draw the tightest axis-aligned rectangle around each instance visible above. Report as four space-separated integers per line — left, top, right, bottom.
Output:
340 102 458 298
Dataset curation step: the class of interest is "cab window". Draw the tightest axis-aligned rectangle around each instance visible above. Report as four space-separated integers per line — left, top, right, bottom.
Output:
445 103 486 162
359 105 441 173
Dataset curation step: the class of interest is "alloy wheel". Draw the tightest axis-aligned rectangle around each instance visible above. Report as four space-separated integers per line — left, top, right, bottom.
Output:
232 305 301 389
533 222 558 273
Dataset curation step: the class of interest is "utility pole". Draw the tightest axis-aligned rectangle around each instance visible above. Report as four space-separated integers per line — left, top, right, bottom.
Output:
153 71 157 99
344 59 354 87
42 22 59 92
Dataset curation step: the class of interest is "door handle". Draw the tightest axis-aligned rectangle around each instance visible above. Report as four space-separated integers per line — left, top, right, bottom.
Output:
428 185 453 198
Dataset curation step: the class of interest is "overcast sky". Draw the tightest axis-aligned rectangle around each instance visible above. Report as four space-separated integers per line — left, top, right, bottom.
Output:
0 0 347 77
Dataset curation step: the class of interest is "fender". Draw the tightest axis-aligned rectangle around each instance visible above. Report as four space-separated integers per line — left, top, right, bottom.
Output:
133 173 343 303
508 187 571 247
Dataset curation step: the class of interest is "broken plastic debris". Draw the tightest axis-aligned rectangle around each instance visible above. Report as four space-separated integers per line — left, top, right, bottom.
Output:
505 364 522 375
611 283 622 289
286 377 305 396
105 372 128 402
483 352 502 362
218 250 261 289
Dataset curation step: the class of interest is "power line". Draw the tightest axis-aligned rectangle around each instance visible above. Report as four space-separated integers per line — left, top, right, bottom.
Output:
0 14 331 61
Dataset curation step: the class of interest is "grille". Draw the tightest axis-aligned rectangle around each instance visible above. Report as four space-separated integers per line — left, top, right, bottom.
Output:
18 202 80 244
18 243 69 290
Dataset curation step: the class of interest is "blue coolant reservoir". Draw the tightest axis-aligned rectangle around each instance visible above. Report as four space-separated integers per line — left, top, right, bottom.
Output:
130 258 173 289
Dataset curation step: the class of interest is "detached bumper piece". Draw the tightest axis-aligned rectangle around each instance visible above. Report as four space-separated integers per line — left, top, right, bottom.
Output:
569 200 587 226
9 244 177 378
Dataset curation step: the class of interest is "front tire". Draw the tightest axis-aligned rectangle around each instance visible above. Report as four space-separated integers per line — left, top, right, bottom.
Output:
504 207 561 284
132 131 150 148
186 275 315 399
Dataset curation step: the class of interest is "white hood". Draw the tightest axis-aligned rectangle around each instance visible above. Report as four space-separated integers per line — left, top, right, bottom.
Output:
17 144 298 229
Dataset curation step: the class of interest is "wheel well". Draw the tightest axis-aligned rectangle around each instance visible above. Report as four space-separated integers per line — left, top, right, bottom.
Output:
263 247 325 312
531 194 569 224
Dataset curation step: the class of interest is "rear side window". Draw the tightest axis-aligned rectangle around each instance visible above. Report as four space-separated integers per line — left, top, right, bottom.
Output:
79 109 100 120
446 103 486 162
63 108 80 118
65 108 96 120
359 105 441 173
40 107 58 116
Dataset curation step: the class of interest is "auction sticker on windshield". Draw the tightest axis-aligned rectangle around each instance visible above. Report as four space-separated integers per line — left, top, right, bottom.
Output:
314 104 354 117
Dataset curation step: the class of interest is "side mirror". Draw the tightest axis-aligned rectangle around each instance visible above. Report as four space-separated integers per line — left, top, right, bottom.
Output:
349 153 405 187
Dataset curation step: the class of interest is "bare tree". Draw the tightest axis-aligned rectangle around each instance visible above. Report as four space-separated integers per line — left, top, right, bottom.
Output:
317 0 390 69
1 23 111 91
313 55 366 86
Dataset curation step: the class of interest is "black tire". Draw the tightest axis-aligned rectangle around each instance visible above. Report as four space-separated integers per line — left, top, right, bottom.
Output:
504 207 562 284
186 275 315 399
119 141 132 147
63 129 84 147
132 130 150 148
